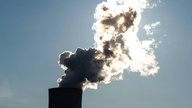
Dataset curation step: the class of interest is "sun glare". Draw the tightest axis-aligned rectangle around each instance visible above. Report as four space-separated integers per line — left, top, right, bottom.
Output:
117 17 125 25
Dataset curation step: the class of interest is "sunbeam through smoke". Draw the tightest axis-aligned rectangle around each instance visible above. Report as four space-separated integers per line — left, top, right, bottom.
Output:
58 0 160 90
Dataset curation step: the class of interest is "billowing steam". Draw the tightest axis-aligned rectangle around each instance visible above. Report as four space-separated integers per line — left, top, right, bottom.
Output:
58 0 160 90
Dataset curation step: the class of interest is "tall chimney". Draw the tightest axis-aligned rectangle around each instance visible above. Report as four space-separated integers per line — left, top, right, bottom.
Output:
49 88 82 108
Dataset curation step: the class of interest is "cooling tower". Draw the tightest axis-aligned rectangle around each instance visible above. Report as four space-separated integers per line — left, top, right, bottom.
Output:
49 88 82 108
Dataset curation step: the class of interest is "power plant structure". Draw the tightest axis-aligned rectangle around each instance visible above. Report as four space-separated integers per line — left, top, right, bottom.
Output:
49 88 82 108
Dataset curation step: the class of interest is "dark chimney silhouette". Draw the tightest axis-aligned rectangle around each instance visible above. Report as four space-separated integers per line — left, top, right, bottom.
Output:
49 88 82 108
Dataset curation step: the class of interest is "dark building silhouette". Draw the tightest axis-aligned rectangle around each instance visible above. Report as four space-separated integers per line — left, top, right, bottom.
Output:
49 88 82 108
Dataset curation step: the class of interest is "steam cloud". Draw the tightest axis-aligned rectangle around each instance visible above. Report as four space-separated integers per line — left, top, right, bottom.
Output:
58 0 160 90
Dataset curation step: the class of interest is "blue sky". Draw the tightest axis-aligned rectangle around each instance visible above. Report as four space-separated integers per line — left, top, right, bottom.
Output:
0 0 192 108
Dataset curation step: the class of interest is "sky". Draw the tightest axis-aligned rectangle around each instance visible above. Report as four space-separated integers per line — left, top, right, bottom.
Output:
0 0 192 108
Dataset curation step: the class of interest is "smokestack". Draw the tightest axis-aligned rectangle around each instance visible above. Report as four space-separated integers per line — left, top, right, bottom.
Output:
49 88 82 108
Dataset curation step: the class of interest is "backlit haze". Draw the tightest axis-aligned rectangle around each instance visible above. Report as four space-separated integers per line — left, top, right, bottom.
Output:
58 0 159 90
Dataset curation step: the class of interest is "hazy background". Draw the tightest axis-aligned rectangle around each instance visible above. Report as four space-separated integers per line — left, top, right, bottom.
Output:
0 0 192 108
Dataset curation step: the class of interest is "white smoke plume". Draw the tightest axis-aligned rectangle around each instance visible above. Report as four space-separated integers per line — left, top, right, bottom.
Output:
58 0 160 90
144 21 160 35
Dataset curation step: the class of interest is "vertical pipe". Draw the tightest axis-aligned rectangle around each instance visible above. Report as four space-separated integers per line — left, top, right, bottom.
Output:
49 88 82 108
